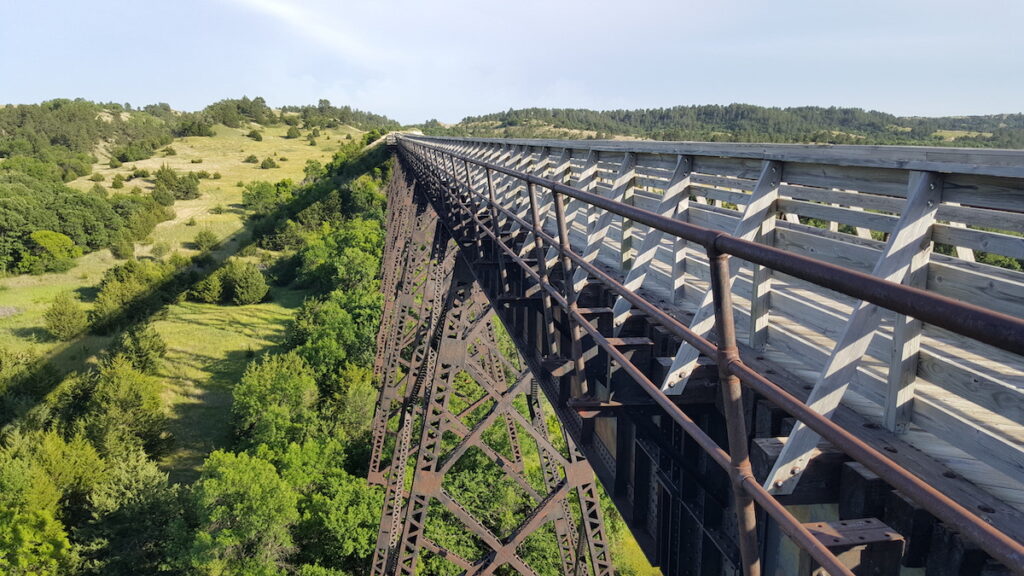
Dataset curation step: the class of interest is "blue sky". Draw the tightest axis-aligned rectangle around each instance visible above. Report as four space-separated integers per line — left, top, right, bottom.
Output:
1 0 1021 124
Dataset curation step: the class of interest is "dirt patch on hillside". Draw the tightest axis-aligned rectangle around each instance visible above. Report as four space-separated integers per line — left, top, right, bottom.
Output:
0 306 21 319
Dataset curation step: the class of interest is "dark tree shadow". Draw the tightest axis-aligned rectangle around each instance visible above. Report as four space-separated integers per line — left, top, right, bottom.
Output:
75 284 101 302
11 326 51 341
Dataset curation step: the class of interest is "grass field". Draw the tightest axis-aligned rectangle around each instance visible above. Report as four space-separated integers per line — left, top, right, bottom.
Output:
0 121 360 481
933 129 992 141
155 284 310 483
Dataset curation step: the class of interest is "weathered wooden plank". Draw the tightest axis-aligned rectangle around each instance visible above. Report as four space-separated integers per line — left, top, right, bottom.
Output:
690 185 753 207
571 152 635 294
749 197 777 350
687 204 742 232
917 352 1024 425
776 198 900 233
943 173 1024 212
773 162 909 197
932 225 1024 260
937 202 1024 234
885 177 936 434
927 261 1024 319
912 394 1024 483
692 173 758 191
774 227 880 273
781 184 906 211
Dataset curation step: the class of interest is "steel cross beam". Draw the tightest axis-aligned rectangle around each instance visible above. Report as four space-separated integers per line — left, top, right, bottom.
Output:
369 159 614 576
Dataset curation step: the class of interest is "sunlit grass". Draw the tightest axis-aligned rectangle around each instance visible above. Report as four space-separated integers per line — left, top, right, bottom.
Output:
154 284 310 483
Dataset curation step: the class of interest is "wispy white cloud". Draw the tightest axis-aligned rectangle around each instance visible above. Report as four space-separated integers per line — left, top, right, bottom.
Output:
221 0 397 68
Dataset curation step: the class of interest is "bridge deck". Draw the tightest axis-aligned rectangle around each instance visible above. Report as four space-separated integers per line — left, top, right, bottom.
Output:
391 135 1024 575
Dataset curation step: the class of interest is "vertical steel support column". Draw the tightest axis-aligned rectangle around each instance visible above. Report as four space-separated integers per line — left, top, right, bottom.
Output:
528 181 560 357
553 190 591 400
708 248 761 576
485 168 511 294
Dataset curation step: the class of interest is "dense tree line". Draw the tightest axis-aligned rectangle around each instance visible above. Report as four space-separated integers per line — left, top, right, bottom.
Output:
427 104 1024 147
0 170 174 275
280 99 400 133
0 99 175 180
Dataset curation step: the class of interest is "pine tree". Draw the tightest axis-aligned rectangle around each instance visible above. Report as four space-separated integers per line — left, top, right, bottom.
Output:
43 292 88 341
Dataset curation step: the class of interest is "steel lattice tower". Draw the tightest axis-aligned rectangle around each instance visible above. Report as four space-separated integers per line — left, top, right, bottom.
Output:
368 159 613 576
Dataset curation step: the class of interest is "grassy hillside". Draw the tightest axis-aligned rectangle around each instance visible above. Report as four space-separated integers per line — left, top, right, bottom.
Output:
0 121 362 481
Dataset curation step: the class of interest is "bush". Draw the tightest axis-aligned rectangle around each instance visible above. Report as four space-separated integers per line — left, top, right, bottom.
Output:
285 126 301 139
87 356 166 455
247 129 263 141
232 351 318 451
131 167 150 179
152 184 174 206
115 324 167 375
108 157 123 168
110 237 135 260
190 270 224 303
260 157 278 169
151 242 170 258
210 204 226 215
278 157 288 162
184 451 299 574
90 183 108 197
190 158 203 164
111 174 125 189
163 146 177 156
44 292 88 340
223 260 269 305
18 230 82 274
185 217 197 226
89 173 105 182
193 229 219 251
88 259 173 333
212 172 222 179
154 165 200 200
242 180 291 216
243 154 259 164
